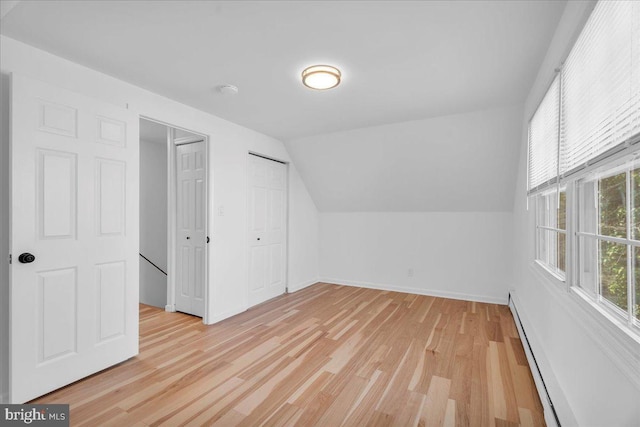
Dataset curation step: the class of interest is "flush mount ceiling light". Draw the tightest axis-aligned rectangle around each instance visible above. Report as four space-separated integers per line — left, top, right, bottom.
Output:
301 65 341 90
217 84 239 95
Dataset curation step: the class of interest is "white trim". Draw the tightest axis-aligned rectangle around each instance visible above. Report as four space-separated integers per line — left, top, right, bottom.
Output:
509 291 577 427
537 226 566 233
166 126 176 315
140 118 211 324
568 287 640 386
208 305 247 325
173 135 204 146
576 231 640 246
533 260 566 283
529 262 640 391
288 278 319 293
284 162 290 297
319 277 508 305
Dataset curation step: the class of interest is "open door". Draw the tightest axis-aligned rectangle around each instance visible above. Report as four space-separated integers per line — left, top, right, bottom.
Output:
174 139 206 317
9 74 139 403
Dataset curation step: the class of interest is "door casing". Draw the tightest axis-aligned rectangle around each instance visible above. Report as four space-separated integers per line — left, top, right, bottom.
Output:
139 117 210 323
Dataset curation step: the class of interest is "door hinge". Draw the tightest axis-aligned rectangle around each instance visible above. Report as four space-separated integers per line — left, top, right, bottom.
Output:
8 254 12 264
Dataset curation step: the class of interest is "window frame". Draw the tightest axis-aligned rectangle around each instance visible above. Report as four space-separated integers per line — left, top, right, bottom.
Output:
534 187 567 281
531 152 640 337
574 158 640 330
525 0 640 388
526 0 640 339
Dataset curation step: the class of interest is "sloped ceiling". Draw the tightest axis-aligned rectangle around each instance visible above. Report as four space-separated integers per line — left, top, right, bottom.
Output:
1 1 566 212
286 105 524 212
2 1 564 140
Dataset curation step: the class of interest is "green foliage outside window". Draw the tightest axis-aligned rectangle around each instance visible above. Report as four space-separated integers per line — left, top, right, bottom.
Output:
558 192 566 273
598 172 640 319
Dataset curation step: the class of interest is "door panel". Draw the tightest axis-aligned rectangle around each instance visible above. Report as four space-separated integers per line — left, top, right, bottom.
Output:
96 261 126 342
37 100 77 137
174 141 206 317
38 267 77 362
10 74 139 403
248 154 287 307
270 189 283 230
38 150 77 239
96 116 126 147
269 244 283 285
249 246 266 292
195 179 205 231
96 159 126 236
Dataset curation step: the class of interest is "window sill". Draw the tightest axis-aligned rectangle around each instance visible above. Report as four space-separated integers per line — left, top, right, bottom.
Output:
528 262 640 391
533 260 566 283
569 285 640 347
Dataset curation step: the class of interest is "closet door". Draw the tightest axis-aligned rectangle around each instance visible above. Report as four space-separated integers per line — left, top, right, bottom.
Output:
247 154 287 307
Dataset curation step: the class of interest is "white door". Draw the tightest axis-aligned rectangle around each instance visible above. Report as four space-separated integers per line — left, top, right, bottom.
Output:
174 141 206 317
248 154 287 307
10 74 139 403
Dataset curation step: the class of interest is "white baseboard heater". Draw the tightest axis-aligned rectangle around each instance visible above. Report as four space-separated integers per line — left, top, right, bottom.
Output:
508 293 561 427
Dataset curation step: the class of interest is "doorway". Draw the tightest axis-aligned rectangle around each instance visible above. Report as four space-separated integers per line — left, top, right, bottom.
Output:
139 118 208 319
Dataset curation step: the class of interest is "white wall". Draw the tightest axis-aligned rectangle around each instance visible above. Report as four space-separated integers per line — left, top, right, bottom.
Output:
139 138 168 308
0 72 11 403
0 36 319 325
288 164 320 292
285 105 523 212
320 212 512 304
511 1 640 426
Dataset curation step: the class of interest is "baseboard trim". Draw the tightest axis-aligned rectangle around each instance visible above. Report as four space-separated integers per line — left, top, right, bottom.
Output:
319 277 508 305
164 304 176 312
0 392 8 404
208 305 247 325
288 278 320 293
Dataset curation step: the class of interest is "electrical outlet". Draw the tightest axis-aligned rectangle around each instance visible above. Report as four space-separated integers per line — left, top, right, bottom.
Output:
408 268 414 278
218 205 225 216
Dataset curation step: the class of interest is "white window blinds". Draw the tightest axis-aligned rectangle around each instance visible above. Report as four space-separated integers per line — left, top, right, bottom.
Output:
560 0 640 176
528 76 560 192
528 0 640 193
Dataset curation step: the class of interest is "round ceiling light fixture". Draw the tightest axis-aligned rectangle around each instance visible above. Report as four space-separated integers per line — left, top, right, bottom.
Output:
301 65 341 90
217 84 239 95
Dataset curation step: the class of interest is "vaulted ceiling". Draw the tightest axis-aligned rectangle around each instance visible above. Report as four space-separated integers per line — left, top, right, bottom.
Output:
1 0 567 212
285 105 524 212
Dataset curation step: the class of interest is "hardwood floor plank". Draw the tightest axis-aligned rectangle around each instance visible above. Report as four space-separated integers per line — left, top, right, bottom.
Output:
314 374 368 425
341 370 391 426
444 398 456 427
30 283 545 426
419 375 451 427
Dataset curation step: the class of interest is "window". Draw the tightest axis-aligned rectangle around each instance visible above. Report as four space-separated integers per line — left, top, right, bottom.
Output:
536 189 566 278
578 163 640 325
527 0 640 334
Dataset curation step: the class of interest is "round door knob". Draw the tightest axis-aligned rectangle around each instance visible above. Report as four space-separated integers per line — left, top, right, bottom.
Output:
186 236 190 240
257 238 261 241
18 253 36 264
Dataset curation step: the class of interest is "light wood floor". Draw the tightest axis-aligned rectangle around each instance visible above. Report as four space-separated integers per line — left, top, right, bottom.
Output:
33 283 545 426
